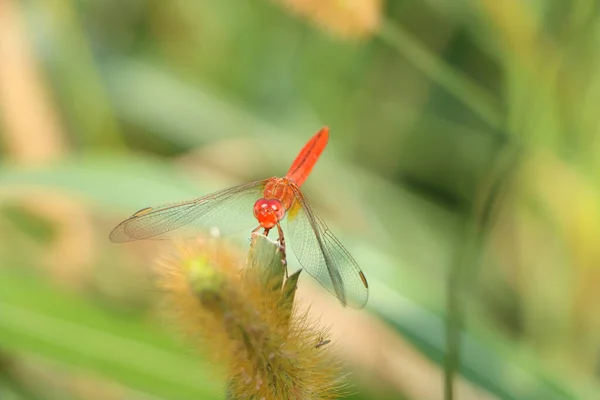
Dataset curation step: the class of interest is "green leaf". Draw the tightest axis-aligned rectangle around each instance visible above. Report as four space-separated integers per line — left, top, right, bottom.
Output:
369 287 585 400
247 233 286 293
0 269 222 399
0 154 213 211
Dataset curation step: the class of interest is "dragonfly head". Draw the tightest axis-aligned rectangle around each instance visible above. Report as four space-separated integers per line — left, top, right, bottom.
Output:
253 198 285 229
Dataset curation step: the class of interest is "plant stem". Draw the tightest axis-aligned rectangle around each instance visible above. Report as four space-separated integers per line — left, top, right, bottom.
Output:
445 217 478 400
445 144 519 400
377 19 502 130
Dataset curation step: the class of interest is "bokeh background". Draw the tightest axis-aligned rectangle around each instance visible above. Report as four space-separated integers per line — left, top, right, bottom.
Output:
2 0 600 399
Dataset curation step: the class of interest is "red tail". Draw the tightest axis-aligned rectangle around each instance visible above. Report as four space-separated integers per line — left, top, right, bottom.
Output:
286 127 329 186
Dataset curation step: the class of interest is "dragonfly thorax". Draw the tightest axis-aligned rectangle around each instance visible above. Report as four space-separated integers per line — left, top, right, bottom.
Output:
253 198 286 229
263 177 295 209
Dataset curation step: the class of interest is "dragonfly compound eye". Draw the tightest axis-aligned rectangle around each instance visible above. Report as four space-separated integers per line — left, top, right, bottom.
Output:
253 198 285 229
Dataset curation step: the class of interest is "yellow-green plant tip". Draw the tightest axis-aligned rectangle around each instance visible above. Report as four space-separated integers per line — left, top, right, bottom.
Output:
182 256 208 275
184 257 225 294
247 233 286 292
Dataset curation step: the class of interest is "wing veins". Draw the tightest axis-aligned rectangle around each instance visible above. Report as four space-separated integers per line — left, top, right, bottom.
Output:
110 179 267 242
288 184 367 307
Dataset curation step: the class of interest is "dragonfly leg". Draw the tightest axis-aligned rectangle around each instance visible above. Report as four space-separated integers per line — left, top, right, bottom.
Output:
275 222 288 276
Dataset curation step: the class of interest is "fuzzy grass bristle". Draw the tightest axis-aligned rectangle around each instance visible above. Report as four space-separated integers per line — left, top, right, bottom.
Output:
156 235 346 400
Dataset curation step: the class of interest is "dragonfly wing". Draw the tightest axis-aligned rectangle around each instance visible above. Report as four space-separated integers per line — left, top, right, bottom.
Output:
286 185 369 308
109 180 267 242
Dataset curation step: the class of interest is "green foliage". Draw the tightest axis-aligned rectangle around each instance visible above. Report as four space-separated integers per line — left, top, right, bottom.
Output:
2 0 600 399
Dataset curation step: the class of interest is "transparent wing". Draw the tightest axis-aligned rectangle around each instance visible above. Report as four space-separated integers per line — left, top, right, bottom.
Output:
109 180 267 242
286 185 369 308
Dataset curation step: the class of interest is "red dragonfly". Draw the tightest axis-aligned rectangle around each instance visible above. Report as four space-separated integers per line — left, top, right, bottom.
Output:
110 127 368 308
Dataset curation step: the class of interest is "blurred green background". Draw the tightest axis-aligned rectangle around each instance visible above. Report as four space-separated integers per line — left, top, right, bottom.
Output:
2 0 600 399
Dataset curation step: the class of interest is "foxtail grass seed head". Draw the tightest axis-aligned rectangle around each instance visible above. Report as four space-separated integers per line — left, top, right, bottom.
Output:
157 235 346 400
275 0 382 39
